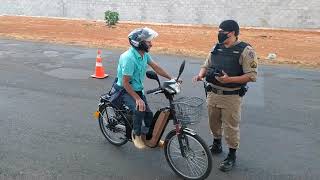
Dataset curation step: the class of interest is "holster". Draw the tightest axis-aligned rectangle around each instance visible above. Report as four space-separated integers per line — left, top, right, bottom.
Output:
239 86 248 97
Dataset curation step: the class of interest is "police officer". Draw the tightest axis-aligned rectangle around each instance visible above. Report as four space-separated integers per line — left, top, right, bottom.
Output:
193 20 258 172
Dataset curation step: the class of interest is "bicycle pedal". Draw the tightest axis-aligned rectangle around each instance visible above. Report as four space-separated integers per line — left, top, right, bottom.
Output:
158 140 165 148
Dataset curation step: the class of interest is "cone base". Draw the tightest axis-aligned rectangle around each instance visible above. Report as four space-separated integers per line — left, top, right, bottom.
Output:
91 74 109 79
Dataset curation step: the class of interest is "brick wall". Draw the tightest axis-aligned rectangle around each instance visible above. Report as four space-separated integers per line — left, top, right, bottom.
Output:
1 0 319 28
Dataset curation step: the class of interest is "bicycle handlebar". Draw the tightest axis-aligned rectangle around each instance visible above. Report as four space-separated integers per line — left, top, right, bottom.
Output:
146 87 163 94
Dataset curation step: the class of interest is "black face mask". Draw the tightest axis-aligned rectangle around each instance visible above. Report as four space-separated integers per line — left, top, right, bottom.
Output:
138 41 150 52
218 32 229 44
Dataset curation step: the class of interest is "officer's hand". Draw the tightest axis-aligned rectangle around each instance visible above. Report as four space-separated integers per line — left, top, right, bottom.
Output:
192 75 203 83
135 98 146 112
215 70 231 84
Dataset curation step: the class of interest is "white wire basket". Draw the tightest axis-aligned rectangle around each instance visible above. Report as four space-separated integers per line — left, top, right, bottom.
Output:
173 96 205 125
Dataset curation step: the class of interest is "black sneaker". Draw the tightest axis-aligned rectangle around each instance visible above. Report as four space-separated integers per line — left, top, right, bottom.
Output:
219 155 236 172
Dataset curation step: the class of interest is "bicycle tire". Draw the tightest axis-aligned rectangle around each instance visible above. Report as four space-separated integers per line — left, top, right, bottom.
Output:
164 130 212 180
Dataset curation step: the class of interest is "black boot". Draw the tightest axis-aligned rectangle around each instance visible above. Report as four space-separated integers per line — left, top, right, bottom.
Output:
219 148 236 172
209 139 222 154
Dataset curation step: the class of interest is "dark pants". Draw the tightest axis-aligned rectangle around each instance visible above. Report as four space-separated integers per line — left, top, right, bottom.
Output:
122 92 153 136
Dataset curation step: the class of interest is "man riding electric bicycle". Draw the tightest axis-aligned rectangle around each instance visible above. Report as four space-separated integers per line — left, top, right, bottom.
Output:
113 27 175 149
97 29 213 179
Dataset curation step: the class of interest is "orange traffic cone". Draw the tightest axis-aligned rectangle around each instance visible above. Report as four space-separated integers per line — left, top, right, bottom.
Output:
91 49 108 79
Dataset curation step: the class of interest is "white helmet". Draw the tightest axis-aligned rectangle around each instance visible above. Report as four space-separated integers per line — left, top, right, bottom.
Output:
128 27 158 52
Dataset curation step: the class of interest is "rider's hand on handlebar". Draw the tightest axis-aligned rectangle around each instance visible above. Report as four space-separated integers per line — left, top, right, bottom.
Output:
170 76 182 84
192 75 203 83
135 98 146 112
173 78 183 84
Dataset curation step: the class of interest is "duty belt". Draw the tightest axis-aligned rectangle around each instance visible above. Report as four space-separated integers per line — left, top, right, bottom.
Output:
206 86 240 95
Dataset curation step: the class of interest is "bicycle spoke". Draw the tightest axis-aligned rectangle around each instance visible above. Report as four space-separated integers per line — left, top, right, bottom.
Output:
194 155 208 162
192 157 207 167
169 154 184 159
169 151 182 157
171 139 180 148
186 158 197 177
193 149 206 153
192 160 204 176
190 157 207 171
189 157 203 176
170 142 182 152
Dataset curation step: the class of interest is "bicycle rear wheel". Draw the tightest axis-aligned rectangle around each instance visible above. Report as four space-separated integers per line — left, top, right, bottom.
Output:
98 105 128 146
164 130 212 180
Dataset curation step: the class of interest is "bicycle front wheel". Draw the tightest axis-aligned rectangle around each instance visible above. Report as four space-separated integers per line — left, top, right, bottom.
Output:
164 130 212 180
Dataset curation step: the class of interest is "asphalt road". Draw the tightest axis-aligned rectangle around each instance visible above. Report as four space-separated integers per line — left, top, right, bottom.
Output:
0 38 319 180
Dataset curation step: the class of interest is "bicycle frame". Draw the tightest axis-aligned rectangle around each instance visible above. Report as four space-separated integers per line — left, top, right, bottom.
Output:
98 89 196 157
144 90 196 157
99 60 195 155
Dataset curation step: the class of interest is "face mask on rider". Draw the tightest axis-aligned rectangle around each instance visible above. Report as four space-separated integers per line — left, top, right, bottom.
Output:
139 41 151 52
218 32 230 44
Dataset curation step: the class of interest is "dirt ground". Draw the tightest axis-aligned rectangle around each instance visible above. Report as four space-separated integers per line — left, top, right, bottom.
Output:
1 16 319 68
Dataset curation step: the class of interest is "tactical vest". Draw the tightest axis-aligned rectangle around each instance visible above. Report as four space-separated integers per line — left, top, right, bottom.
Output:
206 41 249 88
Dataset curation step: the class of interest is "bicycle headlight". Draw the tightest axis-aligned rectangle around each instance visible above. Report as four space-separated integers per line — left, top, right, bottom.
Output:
169 83 181 94
163 79 181 94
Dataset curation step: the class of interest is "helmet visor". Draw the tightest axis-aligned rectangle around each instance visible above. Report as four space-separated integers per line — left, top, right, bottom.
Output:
128 27 158 42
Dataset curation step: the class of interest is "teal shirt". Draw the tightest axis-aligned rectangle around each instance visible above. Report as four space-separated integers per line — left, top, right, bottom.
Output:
116 47 152 92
